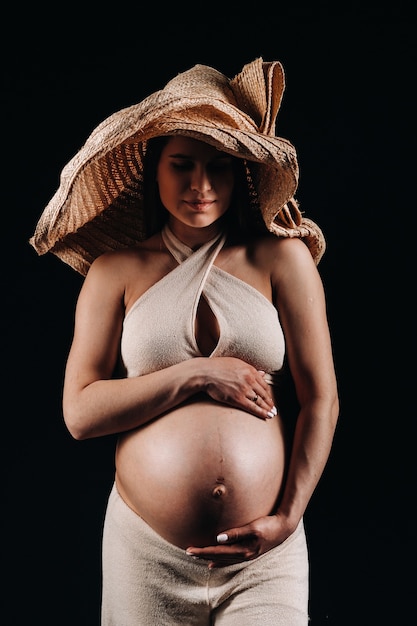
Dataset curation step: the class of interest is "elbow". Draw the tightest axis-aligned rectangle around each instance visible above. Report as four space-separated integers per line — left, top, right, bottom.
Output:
64 417 90 441
300 388 340 434
329 391 340 432
63 405 93 441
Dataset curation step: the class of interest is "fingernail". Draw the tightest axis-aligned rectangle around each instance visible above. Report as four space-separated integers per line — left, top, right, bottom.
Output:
185 550 198 559
217 533 228 543
267 411 275 418
272 405 277 415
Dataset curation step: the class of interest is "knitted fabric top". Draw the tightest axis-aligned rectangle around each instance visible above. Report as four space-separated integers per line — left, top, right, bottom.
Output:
120 224 285 379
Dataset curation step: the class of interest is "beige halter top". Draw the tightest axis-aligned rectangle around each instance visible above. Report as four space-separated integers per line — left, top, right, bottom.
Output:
120 225 285 382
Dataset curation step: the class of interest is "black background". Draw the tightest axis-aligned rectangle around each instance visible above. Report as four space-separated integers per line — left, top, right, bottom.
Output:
4 4 416 625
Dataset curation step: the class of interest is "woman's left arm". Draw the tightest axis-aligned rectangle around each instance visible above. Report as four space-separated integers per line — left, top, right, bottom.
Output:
269 235 339 529
186 236 339 567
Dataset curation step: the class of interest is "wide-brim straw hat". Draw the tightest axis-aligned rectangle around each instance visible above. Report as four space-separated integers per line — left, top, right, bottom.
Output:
30 57 326 276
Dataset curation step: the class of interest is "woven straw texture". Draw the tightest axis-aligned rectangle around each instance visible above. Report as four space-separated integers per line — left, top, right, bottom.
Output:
30 58 325 275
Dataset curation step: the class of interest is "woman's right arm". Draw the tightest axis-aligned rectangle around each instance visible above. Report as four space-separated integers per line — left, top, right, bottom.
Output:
63 253 274 441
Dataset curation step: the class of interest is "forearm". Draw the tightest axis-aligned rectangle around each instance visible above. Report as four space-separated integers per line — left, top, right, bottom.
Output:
63 358 204 440
276 397 339 527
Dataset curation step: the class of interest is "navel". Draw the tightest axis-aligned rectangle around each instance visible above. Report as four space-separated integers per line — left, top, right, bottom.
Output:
211 478 227 498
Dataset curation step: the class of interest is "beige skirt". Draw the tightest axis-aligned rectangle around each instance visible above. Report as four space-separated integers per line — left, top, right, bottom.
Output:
101 482 309 625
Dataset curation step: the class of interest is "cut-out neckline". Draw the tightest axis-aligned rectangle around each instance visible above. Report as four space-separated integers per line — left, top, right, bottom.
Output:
161 224 226 357
195 295 220 356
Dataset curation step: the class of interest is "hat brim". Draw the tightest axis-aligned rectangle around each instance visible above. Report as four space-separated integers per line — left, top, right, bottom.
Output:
30 59 326 275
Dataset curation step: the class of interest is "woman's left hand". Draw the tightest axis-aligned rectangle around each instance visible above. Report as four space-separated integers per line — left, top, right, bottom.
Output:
185 513 297 568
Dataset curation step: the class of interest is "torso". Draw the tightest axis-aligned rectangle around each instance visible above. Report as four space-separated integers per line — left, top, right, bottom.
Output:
116 394 287 548
115 227 289 548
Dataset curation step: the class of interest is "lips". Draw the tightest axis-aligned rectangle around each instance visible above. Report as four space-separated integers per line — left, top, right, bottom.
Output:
185 200 215 211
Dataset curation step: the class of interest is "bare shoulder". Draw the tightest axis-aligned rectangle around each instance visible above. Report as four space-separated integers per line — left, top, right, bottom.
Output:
90 235 160 273
85 233 169 285
84 232 176 310
254 234 317 271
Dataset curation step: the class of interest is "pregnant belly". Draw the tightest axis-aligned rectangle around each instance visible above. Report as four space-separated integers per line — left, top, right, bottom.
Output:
115 398 288 548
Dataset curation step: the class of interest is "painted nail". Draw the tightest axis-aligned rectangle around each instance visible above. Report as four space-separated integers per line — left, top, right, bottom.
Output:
217 533 228 543
186 550 198 558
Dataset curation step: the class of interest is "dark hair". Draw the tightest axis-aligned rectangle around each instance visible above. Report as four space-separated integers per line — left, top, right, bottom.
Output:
142 135 268 240
142 136 170 238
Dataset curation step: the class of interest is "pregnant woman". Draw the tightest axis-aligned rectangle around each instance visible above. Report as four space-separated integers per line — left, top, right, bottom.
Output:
30 59 339 625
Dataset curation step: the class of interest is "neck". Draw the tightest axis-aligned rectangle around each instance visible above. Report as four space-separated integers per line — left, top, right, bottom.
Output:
166 218 225 250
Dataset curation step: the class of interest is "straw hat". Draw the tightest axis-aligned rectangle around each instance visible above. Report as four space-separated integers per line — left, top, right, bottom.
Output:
30 57 326 276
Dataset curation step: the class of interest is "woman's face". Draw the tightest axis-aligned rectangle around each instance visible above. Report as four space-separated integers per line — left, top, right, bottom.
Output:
156 136 235 229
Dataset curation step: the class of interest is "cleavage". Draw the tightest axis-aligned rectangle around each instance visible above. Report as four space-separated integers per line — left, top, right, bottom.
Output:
195 295 220 356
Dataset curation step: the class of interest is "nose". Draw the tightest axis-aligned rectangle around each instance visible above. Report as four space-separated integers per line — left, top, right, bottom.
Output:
190 165 212 192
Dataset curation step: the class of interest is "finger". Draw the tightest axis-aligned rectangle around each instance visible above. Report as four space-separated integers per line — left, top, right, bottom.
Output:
247 392 277 419
253 376 275 403
208 556 253 569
